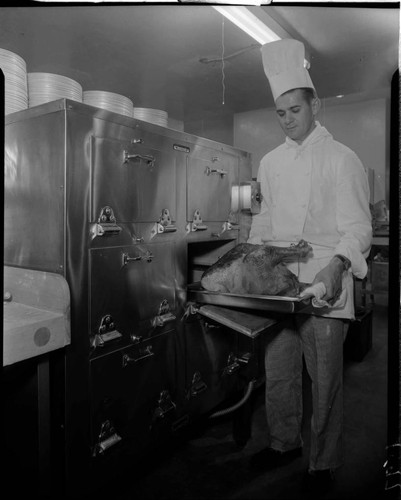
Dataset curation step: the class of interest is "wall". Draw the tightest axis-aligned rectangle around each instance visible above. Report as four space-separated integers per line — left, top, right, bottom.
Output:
233 89 391 204
185 114 234 147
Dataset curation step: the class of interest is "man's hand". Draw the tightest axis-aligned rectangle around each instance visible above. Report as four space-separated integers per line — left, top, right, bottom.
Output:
312 257 345 305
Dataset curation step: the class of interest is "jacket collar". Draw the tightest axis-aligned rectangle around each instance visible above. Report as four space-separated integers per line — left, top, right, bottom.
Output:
285 121 332 149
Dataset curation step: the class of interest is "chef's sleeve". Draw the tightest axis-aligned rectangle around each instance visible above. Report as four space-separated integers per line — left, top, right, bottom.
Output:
333 151 372 279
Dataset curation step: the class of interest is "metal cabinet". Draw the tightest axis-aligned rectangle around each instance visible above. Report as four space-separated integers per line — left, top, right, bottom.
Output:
4 99 254 495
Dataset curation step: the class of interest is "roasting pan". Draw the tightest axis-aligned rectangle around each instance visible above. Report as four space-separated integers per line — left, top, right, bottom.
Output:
187 282 312 314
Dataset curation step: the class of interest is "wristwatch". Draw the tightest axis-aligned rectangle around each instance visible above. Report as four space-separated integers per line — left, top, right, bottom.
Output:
334 254 351 271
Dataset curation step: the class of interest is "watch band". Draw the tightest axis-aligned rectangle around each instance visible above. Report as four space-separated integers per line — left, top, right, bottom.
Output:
334 254 351 270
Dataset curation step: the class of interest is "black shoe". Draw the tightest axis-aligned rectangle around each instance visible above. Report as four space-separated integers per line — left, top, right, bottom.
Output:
302 469 335 497
249 446 302 471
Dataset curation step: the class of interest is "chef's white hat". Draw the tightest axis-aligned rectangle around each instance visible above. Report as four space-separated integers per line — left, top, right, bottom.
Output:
261 39 315 101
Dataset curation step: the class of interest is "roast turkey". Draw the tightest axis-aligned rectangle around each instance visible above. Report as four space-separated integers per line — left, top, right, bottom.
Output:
200 240 313 297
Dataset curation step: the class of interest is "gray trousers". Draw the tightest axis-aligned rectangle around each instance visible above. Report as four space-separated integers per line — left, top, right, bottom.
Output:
264 315 349 471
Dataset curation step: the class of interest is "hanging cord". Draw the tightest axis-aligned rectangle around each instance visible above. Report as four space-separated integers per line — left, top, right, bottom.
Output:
209 379 256 419
199 44 259 65
221 17 225 105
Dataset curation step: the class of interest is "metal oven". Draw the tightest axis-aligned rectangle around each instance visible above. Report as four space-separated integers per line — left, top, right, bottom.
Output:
4 99 308 494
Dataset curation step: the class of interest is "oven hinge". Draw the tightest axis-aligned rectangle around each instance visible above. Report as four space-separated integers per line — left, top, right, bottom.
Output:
212 220 240 238
187 371 208 399
150 208 177 239
182 302 199 320
151 390 176 426
384 443 401 492
92 419 122 457
186 209 208 233
223 352 252 376
151 299 176 328
92 314 122 348
91 206 122 238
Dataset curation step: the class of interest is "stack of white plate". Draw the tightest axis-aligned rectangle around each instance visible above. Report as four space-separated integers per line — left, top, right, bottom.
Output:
133 107 168 127
0 48 28 115
28 72 83 107
83 90 134 117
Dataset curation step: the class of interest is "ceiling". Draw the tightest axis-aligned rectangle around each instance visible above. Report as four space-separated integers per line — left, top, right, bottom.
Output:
0 4 399 123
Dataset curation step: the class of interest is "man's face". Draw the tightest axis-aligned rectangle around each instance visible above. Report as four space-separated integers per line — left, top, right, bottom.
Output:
275 89 319 144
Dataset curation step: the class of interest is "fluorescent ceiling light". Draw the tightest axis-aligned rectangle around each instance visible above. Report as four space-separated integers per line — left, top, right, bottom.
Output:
213 6 281 45
213 6 310 69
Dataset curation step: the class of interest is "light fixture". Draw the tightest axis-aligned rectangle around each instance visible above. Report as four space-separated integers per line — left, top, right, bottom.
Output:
212 6 310 69
213 6 281 45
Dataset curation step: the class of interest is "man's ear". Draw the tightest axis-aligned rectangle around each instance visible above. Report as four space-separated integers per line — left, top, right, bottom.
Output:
312 97 321 116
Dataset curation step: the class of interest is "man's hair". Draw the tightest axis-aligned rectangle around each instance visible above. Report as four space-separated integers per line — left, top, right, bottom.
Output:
300 87 318 103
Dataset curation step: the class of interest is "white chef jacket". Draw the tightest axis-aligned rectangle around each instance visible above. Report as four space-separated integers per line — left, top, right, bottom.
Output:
248 122 372 319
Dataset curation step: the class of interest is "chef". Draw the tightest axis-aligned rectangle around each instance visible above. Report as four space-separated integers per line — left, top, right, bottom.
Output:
247 38 372 494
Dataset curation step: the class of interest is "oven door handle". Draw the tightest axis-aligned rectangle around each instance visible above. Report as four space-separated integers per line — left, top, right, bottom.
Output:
122 345 154 367
205 166 227 177
123 150 155 167
122 251 154 265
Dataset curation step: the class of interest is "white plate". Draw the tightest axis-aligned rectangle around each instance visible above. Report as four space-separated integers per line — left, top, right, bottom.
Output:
1 49 28 114
133 107 168 126
83 90 134 117
28 72 83 107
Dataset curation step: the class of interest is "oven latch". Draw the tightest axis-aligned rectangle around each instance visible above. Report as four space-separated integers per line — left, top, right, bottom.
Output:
92 206 122 237
186 209 208 233
151 299 176 328
150 208 177 239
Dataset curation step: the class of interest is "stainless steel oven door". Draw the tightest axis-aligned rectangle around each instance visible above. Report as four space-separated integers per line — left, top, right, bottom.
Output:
90 135 177 223
186 150 238 222
90 331 177 457
90 242 177 341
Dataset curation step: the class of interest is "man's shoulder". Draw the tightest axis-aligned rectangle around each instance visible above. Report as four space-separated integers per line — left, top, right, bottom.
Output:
261 142 287 162
324 135 356 156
